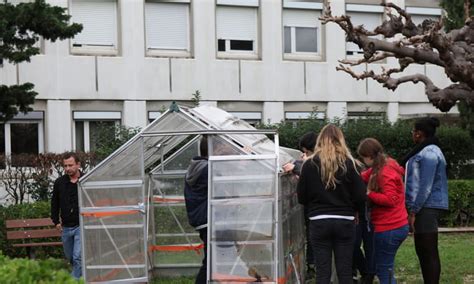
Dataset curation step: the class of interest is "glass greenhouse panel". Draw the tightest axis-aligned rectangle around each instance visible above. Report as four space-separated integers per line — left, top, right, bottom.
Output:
154 235 203 266
162 137 199 171
210 241 274 282
210 159 276 199
81 184 143 207
144 111 205 134
153 175 186 198
86 138 143 182
211 200 274 242
83 226 146 282
154 205 195 235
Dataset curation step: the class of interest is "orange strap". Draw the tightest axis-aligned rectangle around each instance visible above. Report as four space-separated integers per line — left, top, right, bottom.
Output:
81 210 139 218
149 243 204 254
153 196 184 203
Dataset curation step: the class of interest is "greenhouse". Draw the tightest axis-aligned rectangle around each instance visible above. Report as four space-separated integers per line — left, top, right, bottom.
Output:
78 104 306 283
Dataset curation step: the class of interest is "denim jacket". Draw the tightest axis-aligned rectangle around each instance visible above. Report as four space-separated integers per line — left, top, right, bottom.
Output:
405 144 448 214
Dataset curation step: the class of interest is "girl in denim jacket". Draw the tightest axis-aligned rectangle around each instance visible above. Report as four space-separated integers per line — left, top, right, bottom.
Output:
401 117 448 284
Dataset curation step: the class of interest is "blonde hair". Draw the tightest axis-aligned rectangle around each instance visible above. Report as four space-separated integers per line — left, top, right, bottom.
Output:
312 124 358 189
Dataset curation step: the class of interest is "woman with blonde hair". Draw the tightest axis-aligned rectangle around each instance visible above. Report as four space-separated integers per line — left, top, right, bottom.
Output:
297 124 366 284
357 138 408 284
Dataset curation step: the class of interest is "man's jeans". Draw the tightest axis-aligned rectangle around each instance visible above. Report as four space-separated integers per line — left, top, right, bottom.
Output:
62 225 82 279
374 225 409 284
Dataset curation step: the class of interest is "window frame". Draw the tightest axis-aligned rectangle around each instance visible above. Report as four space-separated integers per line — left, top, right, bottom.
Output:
215 3 260 60
0 111 44 157
282 2 324 61
72 111 122 152
68 0 120 56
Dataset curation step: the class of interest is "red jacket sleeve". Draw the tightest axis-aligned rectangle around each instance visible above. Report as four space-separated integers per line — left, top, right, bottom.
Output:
361 168 372 183
367 167 403 207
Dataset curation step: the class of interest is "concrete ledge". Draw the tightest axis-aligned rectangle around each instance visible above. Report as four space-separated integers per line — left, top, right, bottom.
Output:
439 227 474 233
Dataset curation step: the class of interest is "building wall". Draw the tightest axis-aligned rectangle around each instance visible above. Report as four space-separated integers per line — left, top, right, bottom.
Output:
0 0 457 154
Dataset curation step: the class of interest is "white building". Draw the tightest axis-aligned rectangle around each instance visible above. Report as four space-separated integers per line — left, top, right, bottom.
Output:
0 0 455 156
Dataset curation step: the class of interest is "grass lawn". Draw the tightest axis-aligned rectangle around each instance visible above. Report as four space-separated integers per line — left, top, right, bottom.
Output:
152 233 474 283
395 233 474 284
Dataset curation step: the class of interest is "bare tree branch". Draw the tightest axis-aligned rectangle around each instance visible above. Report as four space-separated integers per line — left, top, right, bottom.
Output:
320 1 474 112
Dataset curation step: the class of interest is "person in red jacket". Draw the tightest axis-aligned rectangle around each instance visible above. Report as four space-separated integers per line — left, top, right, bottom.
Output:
357 138 409 284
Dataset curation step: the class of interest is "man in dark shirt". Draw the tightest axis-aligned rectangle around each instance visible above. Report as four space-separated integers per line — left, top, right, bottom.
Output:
51 152 82 279
184 136 209 284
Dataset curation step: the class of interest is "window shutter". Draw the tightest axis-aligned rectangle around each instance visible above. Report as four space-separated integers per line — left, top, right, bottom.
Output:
145 2 189 50
348 12 381 32
283 9 321 28
216 6 257 41
411 15 439 26
70 0 117 47
346 12 381 53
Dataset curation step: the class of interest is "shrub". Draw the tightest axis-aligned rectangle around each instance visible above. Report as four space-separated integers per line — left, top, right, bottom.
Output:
266 118 474 179
0 253 81 283
441 180 474 227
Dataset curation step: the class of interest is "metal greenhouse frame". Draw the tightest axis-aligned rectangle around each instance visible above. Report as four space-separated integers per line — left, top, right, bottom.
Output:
78 104 306 283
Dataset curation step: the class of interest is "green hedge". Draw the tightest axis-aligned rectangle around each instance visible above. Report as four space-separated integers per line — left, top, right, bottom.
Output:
441 180 474 226
0 202 63 258
270 119 474 179
0 253 80 283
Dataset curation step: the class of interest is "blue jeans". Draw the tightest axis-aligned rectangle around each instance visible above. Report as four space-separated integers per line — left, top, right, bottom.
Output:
62 225 82 279
374 225 409 284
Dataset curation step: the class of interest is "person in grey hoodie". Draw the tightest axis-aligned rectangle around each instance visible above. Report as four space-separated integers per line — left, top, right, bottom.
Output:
184 136 209 284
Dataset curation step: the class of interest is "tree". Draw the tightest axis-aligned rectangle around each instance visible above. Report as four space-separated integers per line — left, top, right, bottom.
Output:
441 0 474 136
320 0 473 112
0 0 82 121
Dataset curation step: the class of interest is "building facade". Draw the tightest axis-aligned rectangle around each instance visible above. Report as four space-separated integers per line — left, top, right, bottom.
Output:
0 0 455 155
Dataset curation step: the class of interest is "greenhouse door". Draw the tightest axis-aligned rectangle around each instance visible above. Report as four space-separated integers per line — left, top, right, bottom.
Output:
79 179 149 283
208 152 279 283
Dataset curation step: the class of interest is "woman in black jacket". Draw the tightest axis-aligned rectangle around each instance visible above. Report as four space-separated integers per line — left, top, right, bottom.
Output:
297 124 366 284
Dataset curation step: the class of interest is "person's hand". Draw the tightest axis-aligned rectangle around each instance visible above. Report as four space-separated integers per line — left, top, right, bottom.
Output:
408 213 416 233
282 163 295 173
55 223 62 231
354 211 360 225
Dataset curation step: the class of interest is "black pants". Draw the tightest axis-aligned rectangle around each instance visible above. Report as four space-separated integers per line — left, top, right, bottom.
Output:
310 219 355 284
353 220 375 277
195 228 207 284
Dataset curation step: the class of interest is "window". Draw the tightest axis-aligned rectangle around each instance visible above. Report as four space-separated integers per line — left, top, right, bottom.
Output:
0 111 44 157
283 1 323 59
228 111 262 126
406 7 442 26
73 111 121 152
216 1 259 58
285 111 325 127
145 0 191 57
69 0 118 54
347 111 385 120
345 4 384 57
148 111 163 124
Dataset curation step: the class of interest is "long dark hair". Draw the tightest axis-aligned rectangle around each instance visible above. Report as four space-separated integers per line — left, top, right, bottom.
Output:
357 138 386 193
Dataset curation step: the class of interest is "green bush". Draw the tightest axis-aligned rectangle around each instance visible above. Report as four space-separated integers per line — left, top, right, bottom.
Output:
267 119 474 179
0 253 81 283
0 202 63 258
441 180 474 227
